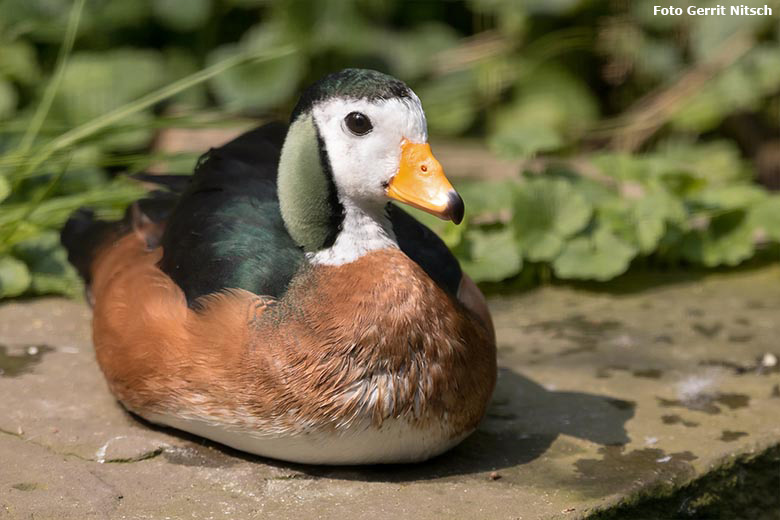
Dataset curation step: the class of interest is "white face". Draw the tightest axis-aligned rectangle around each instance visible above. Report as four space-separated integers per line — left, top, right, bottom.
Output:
311 94 428 206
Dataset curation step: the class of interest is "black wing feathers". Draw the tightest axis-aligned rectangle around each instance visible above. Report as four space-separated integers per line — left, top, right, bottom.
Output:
157 123 304 305
390 205 462 296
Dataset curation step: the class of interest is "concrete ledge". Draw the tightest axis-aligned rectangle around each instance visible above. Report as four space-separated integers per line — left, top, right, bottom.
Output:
1 265 779 518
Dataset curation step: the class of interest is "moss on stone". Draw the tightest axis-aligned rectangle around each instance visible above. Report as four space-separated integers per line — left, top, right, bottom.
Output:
588 444 780 519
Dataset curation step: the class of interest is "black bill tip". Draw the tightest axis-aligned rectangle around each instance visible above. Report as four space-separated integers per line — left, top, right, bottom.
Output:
447 191 465 225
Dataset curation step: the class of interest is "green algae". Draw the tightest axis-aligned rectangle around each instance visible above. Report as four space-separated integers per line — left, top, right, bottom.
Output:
587 444 780 520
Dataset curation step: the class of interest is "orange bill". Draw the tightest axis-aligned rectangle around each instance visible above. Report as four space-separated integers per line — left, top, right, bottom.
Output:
386 140 464 224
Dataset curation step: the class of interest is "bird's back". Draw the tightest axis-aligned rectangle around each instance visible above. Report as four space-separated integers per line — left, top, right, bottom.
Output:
158 123 305 304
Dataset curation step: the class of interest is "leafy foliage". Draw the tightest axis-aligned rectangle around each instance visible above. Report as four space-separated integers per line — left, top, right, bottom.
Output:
553 225 636 282
0 0 778 298
0 255 31 298
442 139 780 283
513 178 592 262
457 228 523 283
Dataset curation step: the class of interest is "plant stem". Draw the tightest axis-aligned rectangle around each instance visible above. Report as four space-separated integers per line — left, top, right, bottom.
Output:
16 0 85 155
0 157 71 248
6 45 295 183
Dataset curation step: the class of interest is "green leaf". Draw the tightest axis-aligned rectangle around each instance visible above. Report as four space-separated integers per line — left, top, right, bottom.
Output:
0 79 18 119
0 222 44 250
0 256 32 298
379 23 459 80
417 71 477 136
691 184 767 210
633 194 668 254
0 175 9 204
634 38 683 80
750 44 780 92
0 0 151 42
152 0 211 31
657 140 750 185
601 192 669 255
456 179 516 222
208 24 304 112
659 171 708 198
224 0 269 5
513 178 592 261
690 2 770 61
56 147 108 195
520 232 563 262
11 230 62 264
56 49 167 122
590 152 648 182
162 48 208 107
29 271 80 295
96 111 157 151
0 179 143 231
90 1 152 32
53 49 167 148
671 45 780 132
517 65 599 123
490 65 598 158
553 226 637 281
521 0 580 14
459 228 522 282
648 183 689 225
11 231 80 296
616 186 683 247
0 41 41 84
489 110 562 158
749 196 780 242
0 0 74 43
680 210 755 267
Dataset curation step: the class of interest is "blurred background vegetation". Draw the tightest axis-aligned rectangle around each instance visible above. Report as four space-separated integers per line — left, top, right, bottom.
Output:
0 0 778 299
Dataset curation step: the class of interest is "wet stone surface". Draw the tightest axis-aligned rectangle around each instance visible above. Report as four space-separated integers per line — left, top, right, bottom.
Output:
1 265 779 519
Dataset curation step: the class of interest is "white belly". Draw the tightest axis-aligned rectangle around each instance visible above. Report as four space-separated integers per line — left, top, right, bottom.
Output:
142 412 470 465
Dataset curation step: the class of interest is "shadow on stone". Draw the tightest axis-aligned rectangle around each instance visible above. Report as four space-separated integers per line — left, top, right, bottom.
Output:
295 368 635 482
130 367 635 482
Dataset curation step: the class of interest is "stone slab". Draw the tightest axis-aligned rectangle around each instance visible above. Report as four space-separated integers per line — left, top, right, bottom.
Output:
1 265 779 519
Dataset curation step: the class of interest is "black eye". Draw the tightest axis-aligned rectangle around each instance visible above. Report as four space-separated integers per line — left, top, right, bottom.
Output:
344 112 373 136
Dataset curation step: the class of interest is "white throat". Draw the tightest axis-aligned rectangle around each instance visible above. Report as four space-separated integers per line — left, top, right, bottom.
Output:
308 200 398 266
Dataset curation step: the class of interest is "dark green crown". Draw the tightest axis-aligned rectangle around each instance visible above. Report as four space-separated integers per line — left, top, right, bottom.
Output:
290 69 411 122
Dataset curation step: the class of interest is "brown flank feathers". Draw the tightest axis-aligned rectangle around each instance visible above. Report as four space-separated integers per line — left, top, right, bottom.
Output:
90 231 496 437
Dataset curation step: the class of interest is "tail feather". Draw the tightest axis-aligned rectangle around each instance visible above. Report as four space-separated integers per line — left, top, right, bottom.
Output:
61 208 128 286
60 187 179 287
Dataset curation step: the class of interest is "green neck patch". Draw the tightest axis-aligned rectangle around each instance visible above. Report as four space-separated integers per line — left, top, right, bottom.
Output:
277 114 343 253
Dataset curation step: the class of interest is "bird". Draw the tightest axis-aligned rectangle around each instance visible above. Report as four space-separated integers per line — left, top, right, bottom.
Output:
61 68 496 465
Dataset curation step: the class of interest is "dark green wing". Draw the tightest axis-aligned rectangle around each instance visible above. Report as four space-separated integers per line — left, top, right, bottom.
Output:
158 123 305 304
